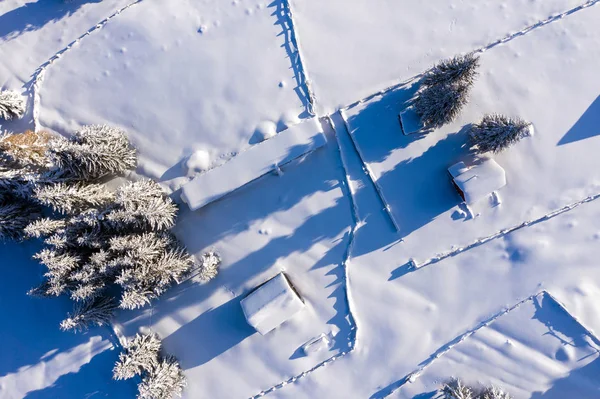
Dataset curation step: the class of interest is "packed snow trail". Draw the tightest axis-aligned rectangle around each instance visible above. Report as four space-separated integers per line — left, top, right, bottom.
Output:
411 191 600 270
30 0 145 132
340 0 600 112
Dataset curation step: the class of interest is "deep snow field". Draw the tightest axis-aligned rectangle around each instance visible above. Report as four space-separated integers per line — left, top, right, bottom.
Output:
2 0 600 398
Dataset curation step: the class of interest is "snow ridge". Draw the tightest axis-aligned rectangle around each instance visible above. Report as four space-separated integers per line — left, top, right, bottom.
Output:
339 109 400 231
30 0 145 132
275 0 317 116
341 0 600 112
247 117 361 399
543 291 600 346
413 191 600 269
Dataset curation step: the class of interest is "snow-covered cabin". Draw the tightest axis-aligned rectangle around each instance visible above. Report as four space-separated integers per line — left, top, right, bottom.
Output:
240 273 305 335
448 158 506 205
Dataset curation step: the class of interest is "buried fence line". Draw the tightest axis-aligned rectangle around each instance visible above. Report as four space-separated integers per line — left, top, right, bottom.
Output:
30 0 145 132
412 191 600 270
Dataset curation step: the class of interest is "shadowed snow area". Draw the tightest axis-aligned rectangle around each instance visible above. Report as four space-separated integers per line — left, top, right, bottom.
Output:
38 0 308 185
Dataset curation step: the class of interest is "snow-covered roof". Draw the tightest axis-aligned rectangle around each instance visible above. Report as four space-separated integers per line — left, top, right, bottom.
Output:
240 273 305 335
181 117 327 211
450 158 506 204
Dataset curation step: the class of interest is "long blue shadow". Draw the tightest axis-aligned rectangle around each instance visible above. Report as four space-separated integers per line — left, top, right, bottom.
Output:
557 95 600 146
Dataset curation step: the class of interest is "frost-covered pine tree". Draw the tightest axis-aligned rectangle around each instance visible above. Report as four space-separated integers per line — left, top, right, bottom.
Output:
113 333 162 380
48 125 137 180
0 130 51 168
138 355 187 399
34 182 115 214
422 53 480 88
413 83 469 129
0 198 42 240
0 90 26 121
198 251 221 281
442 379 475 399
469 114 532 154
60 295 117 332
106 180 178 231
480 386 513 399
24 217 66 239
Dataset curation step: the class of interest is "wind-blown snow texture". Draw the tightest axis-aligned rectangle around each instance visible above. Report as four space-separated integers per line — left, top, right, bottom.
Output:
3 0 600 398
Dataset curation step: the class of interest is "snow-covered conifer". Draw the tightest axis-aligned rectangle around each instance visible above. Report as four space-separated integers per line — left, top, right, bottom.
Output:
48 125 136 180
413 83 469 129
60 295 117 332
480 386 513 399
0 199 41 240
422 53 480 88
469 114 532 154
199 251 221 281
0 130 51 168
0 90 26 121
442 379 474 399
113 333 162 380
107 180 177 231
138 355 187 399
34 182 115 214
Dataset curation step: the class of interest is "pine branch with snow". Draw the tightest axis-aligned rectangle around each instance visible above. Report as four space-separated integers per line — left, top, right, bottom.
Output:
113 333 162 380
0 130 52 169
48 125 137 180
198 251 221 281
60 295 117 332
422 53 480 88
442 379 475 399
480 386 513 399
413 83 469 129
24 217 66 238
138 355 187 399
0 90 26 120
469 114 532 154
34 182 115 214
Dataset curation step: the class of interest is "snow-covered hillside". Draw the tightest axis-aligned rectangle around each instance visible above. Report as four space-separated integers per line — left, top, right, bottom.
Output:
2 0 600 398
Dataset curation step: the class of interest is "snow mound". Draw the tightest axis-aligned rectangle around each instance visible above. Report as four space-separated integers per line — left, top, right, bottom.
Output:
184 150 211 175
254 121 277 142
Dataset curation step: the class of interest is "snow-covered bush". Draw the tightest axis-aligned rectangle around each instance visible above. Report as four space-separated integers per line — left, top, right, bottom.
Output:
469 114 532 154
114 333 162 380
0 90 26 121
114 333 187 399
413 83 469 129
422 53 480 88
60 296 117 332
138 356 187 399
198 251 221 281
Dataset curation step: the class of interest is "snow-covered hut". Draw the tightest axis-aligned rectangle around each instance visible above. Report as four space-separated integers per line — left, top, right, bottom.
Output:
240 273 305 335
448 158 506 204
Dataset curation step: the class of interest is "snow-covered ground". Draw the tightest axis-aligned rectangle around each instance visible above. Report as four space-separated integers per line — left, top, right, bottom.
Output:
3 0 600 398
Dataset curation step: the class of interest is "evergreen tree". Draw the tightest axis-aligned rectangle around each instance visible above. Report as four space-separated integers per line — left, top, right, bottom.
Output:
469 114 532 154
199 251 221 281
138 356 187 399
60 295 117 332
442 379 474 399
24 218 66 239
0 198 41 240
422 53 480 88
113 333 162 380
0 130 51 168
0 90 26 121
413 83 469 129
480 387 512 399
48 125 136 180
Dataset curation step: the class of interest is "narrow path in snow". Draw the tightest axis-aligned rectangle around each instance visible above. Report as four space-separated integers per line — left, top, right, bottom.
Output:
340 0 600 112
247 117 360 399
410 191 600 270
372 290 600 399
30 0 145 132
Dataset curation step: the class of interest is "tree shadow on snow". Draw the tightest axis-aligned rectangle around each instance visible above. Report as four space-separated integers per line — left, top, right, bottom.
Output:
557 95 600 146
0 0 102 42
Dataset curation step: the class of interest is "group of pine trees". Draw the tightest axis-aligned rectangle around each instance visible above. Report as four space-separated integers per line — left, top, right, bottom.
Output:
442 379 513 399
114 333 187 399
411 54 533 154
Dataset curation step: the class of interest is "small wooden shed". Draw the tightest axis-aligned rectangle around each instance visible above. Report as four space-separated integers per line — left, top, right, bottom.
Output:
448 158 506 205
240 273 305 335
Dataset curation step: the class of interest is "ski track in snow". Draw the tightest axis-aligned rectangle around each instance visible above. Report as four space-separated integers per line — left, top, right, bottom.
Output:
412 191 600 270
247 117 360 399
30 0 145 132
340 0 600 112
374 290 600 399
